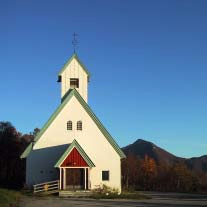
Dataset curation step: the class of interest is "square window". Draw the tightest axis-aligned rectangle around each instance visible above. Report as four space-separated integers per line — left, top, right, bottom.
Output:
70 78 79 88
102 171 109 181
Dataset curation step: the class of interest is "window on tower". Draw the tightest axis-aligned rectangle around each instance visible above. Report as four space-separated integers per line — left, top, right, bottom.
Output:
77 121 82 131
70 78 79 88
67 121 72 130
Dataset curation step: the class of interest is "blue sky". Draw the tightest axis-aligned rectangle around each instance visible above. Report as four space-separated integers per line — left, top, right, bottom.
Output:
1 0 207 158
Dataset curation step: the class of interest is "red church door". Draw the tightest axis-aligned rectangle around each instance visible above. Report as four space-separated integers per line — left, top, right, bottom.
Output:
60 147 90 190
66 168 84 190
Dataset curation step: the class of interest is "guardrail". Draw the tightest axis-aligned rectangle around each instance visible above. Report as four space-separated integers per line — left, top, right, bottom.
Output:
33 180 59 194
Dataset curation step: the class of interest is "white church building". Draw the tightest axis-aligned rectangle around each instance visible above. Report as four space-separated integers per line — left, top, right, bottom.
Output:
21 53 126 192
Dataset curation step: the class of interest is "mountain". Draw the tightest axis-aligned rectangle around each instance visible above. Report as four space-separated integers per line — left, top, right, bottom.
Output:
186 155 207 173
122 139 207 173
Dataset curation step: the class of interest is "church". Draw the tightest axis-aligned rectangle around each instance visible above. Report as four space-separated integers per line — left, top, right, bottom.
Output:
21 52 126 192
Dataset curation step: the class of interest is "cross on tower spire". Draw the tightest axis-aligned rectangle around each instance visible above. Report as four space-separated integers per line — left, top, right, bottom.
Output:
72 32 78 53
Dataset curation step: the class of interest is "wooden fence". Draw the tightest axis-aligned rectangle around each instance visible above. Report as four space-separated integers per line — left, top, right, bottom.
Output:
33 180 59 194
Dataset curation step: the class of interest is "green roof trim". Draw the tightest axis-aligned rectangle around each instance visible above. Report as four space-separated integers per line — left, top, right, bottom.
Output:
61 89 72 103
21 88 126 159
58 53 91 78
72 89 126 159
54 139 95 168
20 142 33 159
20 90 75 159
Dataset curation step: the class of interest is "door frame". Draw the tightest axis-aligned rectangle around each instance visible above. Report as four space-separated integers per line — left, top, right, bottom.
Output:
59 167 90 190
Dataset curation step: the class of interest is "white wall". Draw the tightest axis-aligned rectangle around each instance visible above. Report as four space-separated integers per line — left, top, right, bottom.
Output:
60 58 88 102
27 96 121 191
26 144 68 186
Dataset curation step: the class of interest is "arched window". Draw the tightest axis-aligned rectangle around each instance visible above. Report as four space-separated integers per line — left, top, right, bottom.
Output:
77 121 82 131
67 121 72 130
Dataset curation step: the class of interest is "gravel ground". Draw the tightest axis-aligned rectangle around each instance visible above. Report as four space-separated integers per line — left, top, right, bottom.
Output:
19 192 207 207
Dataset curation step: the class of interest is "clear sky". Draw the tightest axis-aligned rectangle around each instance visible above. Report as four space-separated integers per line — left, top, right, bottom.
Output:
1 0 207 158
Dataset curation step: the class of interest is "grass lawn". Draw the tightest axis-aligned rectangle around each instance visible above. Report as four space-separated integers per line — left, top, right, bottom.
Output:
0 188 22 207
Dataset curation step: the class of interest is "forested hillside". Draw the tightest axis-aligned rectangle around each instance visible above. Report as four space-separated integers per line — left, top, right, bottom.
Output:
0 122 37 189
122 139 207 192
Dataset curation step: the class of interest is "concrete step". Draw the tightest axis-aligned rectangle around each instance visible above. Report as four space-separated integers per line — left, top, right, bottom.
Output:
59 190 93 197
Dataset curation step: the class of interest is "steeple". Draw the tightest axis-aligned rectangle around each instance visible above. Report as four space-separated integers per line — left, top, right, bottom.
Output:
57 53 90 103
72 32 78 54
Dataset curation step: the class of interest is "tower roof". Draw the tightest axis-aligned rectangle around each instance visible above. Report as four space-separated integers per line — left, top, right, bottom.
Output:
58 53 91 78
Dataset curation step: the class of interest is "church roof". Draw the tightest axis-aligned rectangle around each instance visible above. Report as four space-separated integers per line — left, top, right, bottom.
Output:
54 139 95 168
58 53 91 78
20 142 33 159
20 89 126 159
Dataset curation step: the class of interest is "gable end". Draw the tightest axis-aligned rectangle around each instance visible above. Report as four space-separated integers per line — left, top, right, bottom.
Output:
55 139 95 168
20 89 126 159
58 53 91 78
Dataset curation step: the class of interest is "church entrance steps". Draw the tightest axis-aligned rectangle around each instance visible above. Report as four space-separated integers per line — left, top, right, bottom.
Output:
59 190 92 197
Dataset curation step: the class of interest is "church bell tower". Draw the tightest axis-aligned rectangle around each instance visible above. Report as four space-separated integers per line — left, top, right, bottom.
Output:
57 53 90 103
